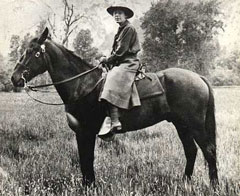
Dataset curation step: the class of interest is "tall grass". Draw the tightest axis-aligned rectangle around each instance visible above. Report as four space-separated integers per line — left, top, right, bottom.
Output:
0 88 239 195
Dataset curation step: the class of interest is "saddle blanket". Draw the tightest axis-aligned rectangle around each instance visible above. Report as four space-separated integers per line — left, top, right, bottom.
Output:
135 72 165 100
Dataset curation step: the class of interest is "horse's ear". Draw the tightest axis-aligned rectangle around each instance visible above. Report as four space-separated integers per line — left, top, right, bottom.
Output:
38 27 49 44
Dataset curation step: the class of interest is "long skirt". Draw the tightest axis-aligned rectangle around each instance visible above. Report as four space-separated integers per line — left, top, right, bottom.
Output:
99 57 141 109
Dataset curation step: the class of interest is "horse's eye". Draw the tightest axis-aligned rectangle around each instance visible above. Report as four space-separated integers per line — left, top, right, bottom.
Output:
35 52 40 58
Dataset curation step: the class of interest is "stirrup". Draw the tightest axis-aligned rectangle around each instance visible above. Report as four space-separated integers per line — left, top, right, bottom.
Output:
110 123 122 133
98 117 115 142
98 124 121 142
98 131 115 142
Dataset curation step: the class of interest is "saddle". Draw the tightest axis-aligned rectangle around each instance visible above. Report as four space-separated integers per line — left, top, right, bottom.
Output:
135 72 165 100
100 69 165 101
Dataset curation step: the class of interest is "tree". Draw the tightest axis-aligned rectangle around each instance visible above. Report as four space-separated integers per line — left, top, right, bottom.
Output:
210 49 240 85
8 22 45 66
8 32 34 65
9 35 21 63
0 52 5 77
19 33 34 56
47 13 57 39
8 35 23 92
35 19 48 37
0 52 13 92
73 29 102 64
8 35 22 91
42 0 86 47
141 0 223 75
62 0 85 47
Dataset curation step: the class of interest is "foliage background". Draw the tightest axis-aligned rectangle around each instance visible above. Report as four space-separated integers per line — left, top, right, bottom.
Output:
0 0 240 90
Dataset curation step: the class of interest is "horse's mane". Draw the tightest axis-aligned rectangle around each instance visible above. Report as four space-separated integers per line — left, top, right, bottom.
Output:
54 42 94 69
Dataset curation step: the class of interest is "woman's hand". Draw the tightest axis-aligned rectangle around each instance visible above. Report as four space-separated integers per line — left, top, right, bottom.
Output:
99 56 108 64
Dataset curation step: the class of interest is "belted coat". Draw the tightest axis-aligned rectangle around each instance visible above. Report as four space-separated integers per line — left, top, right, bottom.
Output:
100 20 141 109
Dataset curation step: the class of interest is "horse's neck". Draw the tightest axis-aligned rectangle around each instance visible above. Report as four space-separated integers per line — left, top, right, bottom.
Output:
46 41 102 103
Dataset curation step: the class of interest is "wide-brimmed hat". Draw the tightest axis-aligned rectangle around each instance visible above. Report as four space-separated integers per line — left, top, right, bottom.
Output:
107 6 134 19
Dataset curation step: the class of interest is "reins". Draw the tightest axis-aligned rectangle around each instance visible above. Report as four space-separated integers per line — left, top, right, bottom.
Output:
24 89 65 105
24 65 103 106
26 65 100 90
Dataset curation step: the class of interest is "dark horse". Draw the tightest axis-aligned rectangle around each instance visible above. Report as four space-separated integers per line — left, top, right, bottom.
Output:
11 28 218 186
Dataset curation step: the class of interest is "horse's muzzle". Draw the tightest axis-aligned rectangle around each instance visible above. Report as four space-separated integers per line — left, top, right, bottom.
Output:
11 75 25 87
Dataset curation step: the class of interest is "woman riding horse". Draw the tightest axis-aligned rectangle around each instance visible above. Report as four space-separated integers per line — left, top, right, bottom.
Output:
99 5 141 138
11 10 219 188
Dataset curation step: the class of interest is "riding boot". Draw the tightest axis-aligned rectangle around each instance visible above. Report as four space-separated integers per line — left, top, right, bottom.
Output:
109 105 122 133
98 104 122 142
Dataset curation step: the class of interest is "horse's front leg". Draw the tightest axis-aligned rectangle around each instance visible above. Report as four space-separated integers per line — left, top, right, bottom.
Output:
75 130 96 186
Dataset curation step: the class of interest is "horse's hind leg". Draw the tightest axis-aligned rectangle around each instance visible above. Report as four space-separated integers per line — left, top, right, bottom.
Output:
173 122 198 180
191 126 218 186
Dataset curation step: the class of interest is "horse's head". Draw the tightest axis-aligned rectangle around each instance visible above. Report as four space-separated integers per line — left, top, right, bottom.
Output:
11 27 49 87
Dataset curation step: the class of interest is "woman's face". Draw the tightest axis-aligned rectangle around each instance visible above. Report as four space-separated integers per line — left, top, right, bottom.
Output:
113 10 127 24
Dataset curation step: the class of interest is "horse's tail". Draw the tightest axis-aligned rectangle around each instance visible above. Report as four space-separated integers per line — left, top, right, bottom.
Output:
201 76 216 149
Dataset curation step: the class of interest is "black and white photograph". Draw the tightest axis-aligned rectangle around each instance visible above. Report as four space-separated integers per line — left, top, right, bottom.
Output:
0 0 239 195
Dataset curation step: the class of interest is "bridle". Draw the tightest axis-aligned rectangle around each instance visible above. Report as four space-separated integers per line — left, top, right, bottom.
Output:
20 44 103 106
25 66 100 90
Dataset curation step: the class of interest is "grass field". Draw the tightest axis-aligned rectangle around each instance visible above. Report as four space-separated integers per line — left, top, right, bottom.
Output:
0 87 239 195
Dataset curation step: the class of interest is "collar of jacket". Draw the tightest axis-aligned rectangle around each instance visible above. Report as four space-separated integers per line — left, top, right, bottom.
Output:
119 20 129 29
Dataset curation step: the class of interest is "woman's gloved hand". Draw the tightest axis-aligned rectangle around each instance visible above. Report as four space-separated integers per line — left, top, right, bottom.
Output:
99 56 108 64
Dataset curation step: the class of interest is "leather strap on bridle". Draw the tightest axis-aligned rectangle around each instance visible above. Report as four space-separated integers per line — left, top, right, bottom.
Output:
26 65 100 90
20 45 104 105
24 76 104 106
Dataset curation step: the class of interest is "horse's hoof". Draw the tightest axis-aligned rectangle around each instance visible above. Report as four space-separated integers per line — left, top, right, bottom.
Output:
182 175 191 182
